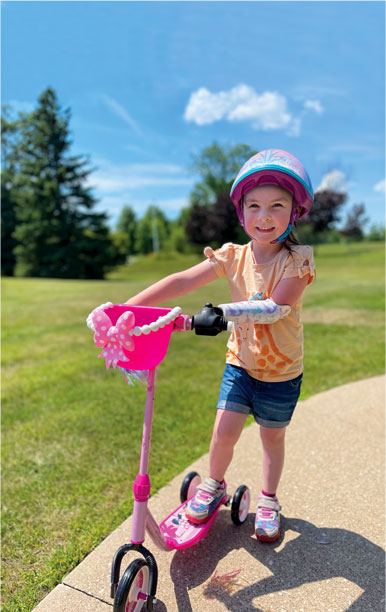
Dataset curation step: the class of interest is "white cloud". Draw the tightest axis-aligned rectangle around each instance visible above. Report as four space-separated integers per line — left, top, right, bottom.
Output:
87 159 192 194
101 95 143 136
88 159 194 224
374 178 385 193
227 87 292 130
184 87 231 125
304 99 324 114
316 169 347 193
184 84 298 134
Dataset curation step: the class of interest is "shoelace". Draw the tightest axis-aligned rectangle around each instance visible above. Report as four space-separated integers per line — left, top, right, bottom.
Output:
196 488 215 503
257 507 276 520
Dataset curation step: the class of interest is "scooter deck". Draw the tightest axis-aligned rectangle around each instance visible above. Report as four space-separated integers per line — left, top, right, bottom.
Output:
159 496 227 550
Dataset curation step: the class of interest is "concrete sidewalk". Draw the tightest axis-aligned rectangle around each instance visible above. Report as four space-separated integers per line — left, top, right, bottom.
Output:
33 375 385 612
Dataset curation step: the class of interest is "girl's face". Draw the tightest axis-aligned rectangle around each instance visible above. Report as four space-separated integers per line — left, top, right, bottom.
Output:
243 184 293 245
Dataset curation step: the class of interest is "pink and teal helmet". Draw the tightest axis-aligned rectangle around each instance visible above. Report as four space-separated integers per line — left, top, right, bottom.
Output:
230 149 314 243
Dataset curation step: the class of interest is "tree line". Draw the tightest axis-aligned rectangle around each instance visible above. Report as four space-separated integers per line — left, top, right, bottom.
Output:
2 87 383 279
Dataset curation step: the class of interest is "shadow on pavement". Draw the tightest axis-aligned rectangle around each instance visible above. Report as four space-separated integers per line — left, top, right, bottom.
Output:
168 510 385 612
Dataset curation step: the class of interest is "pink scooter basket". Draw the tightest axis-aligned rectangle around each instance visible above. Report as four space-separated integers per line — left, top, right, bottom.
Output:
91 304 182 370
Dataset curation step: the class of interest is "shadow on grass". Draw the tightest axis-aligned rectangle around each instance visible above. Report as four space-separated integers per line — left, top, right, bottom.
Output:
167 511 385 612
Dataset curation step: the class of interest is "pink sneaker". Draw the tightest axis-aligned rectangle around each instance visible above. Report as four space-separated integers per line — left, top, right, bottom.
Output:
185 477 227 524
255 493 282 542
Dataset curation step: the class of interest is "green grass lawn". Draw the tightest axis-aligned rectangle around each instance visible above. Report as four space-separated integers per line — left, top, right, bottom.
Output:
2 241 385 612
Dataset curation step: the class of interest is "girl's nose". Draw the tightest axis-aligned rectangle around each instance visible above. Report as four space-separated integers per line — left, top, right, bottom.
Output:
259 209 271 221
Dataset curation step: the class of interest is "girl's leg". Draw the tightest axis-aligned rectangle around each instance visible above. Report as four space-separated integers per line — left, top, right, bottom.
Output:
259 425 286 494
209 409 248 482
255 425 286 541
186 409 247 524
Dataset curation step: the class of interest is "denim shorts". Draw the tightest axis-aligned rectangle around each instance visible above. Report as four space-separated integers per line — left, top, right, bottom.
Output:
217 364 303 428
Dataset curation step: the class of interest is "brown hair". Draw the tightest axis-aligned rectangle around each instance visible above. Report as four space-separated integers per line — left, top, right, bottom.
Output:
283 226 301 251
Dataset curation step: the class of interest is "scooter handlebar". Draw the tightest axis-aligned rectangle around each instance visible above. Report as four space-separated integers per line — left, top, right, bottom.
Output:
190 302 229 336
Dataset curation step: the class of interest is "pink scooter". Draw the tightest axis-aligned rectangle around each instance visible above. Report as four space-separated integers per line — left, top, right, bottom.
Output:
89 303 251 612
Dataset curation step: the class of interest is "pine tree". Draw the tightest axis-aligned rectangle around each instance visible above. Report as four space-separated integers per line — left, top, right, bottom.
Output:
10 87 114 278
1 109 19 275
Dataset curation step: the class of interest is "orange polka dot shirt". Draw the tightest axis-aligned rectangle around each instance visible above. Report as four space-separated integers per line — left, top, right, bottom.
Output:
204 242 315 382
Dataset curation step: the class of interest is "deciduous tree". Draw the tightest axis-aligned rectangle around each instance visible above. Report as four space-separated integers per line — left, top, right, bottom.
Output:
116 205 138 255
135 205 170 254
340 203 369 240
184 142 256 245
296 189 347 243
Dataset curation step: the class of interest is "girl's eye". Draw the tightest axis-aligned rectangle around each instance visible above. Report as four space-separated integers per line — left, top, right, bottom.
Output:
273 202 283 207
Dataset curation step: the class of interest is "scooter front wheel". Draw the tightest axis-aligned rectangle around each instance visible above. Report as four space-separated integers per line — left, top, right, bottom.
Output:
180 471 201 503
231 485 251 525
113 558 150 612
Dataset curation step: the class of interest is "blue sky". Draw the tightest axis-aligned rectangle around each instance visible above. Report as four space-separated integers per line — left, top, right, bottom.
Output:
2 1 385 230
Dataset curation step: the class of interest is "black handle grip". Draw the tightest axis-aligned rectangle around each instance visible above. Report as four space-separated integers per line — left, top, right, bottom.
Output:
191 303 228 336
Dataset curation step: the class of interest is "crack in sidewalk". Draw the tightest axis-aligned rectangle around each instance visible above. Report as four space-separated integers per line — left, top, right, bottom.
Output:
62 582 113 607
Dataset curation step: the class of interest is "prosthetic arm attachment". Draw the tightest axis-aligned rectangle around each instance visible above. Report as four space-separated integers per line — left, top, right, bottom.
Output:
218 298 291 324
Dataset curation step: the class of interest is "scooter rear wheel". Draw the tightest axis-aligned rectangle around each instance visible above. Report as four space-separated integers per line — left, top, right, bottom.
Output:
113 558 150 612
231 485 251 525
180 471 201 503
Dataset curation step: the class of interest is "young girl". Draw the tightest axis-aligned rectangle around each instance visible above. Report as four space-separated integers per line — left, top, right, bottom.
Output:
124 149 315 542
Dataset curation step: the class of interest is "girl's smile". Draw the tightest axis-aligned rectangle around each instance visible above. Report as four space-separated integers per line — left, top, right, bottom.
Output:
256 227 275 233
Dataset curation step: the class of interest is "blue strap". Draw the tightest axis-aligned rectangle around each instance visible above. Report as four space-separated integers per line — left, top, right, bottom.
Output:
276 223 293 243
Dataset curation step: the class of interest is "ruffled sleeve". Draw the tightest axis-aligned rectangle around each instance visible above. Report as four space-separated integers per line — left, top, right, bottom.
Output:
203 242 235 278
281 245 315 285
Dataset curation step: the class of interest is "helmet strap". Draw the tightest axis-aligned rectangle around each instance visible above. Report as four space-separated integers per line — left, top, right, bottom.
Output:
271 224 293 244
269 204 298 244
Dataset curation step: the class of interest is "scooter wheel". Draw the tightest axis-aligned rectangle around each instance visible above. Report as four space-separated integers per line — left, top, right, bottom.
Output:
231 485 251 525
180 471 201 503
113 558 150 612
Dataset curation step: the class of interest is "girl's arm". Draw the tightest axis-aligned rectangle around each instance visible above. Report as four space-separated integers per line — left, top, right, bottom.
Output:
125 259 218 306
270 274 311 307
218 274 311 324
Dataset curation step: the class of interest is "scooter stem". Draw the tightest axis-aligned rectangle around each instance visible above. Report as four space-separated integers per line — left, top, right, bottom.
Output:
140 367 156 475
131 367 156 545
